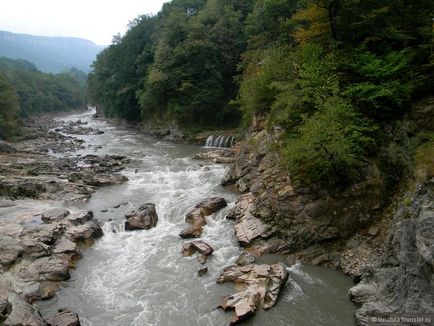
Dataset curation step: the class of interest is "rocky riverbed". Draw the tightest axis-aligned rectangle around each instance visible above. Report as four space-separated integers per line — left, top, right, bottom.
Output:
1 109 357 326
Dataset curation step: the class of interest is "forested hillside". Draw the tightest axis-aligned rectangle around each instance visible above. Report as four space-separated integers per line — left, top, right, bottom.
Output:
89 0 434 187
0 57 87 139
0 30 104 73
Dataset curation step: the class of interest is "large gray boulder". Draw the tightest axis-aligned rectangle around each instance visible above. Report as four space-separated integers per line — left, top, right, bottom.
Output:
179 197 227 238
350 179 434 324
4 294 47 326
19 256 70 282
217 263 288 325
125 203 158 231
41 209 70 224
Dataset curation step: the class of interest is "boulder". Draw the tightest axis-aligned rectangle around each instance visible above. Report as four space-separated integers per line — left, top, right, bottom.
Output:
65 221 103 242
52 237 77 254
4 294 47 326
125 203 158 231
21 224 64 245
230 194 274 247
179 197 227 238
45 309 80 326
19 239 51 258
198 267 208 277
19 256 70 282
41 209 70 223
0 236 21 266
235 252 255 266
217 263 288 324
64 211 93 226
181 240 214 257
219 289 261 326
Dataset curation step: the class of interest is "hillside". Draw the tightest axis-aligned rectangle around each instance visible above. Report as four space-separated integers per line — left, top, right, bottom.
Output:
0 30 104 73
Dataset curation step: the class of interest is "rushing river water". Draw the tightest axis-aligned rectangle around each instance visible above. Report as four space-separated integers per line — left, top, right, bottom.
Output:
37 109 356 326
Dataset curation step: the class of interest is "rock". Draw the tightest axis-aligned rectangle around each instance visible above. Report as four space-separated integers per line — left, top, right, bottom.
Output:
217 263 288 324
125 203 158 231
19 256 70 282
52 237 77 254
367 225 379 236
219 289 260 326
181 240 214 257
0 141 17 153
350 179 434 324
19 239 51 258
65 221 103 242
198 267 208 277
233 198 273 246
41 208 70 223
4 294 47 326
235 252 255 266
45 310 80 326
65 211 93 226
179 197 227 238
197 254 207 265
21 224 64 245
0 236 21 266
194 149 236 164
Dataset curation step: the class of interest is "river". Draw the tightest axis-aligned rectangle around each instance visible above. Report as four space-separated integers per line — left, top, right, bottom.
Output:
37 109 356 326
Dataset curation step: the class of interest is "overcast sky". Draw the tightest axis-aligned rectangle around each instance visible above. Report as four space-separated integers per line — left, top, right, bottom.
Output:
0 0 169 45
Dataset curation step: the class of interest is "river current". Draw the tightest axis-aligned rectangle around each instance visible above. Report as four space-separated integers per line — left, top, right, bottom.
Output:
37 109 356 326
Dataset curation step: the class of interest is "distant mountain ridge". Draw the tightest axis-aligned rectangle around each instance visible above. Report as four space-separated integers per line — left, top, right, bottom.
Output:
0 30 105 73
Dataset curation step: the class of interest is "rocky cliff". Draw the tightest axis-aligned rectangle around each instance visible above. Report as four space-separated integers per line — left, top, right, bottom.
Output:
222 101 433 323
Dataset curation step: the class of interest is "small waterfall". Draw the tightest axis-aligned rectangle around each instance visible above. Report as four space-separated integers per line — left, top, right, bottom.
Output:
205 135 235 148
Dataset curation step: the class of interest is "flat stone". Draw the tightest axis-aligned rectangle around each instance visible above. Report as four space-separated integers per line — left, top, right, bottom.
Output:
53 237 77 254
181 240 214 257
65 211 93 226
217 263 289 324
19 256 70 282
41 209 70 223
45 309 80 326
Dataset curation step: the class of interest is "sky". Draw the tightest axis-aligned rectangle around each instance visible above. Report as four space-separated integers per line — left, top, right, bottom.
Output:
0 0 169 45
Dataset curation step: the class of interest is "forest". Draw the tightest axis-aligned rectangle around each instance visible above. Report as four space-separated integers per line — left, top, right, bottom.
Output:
88 0 434 188
0 57 87 139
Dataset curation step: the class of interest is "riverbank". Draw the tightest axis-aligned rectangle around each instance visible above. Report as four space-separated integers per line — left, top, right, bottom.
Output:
0 112 133 325
219 118 434 324
1 109 357 326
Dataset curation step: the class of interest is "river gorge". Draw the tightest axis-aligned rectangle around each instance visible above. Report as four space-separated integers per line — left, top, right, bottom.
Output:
0 108 357 325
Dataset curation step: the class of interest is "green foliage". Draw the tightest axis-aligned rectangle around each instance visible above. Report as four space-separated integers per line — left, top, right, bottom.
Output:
343 49 415 120
282 98 377 186
0 57 86 119
87 0 434 188
0 74 21 139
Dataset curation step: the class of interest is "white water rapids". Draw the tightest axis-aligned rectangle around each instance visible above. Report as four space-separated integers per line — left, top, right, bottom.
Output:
37 109 356 326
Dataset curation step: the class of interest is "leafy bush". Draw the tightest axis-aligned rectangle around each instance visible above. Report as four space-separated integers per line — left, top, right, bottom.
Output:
282 98 377 186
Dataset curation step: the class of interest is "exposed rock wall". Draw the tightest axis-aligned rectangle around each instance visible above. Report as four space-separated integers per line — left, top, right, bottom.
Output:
222 128 386 252
349 179 434 325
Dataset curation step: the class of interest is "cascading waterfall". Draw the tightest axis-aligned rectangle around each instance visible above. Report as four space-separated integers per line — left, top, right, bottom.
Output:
205 135 235 148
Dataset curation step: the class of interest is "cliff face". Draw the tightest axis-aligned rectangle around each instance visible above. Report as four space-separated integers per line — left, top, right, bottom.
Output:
222 128 387 269
350 179 434 324
222 97 434 323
